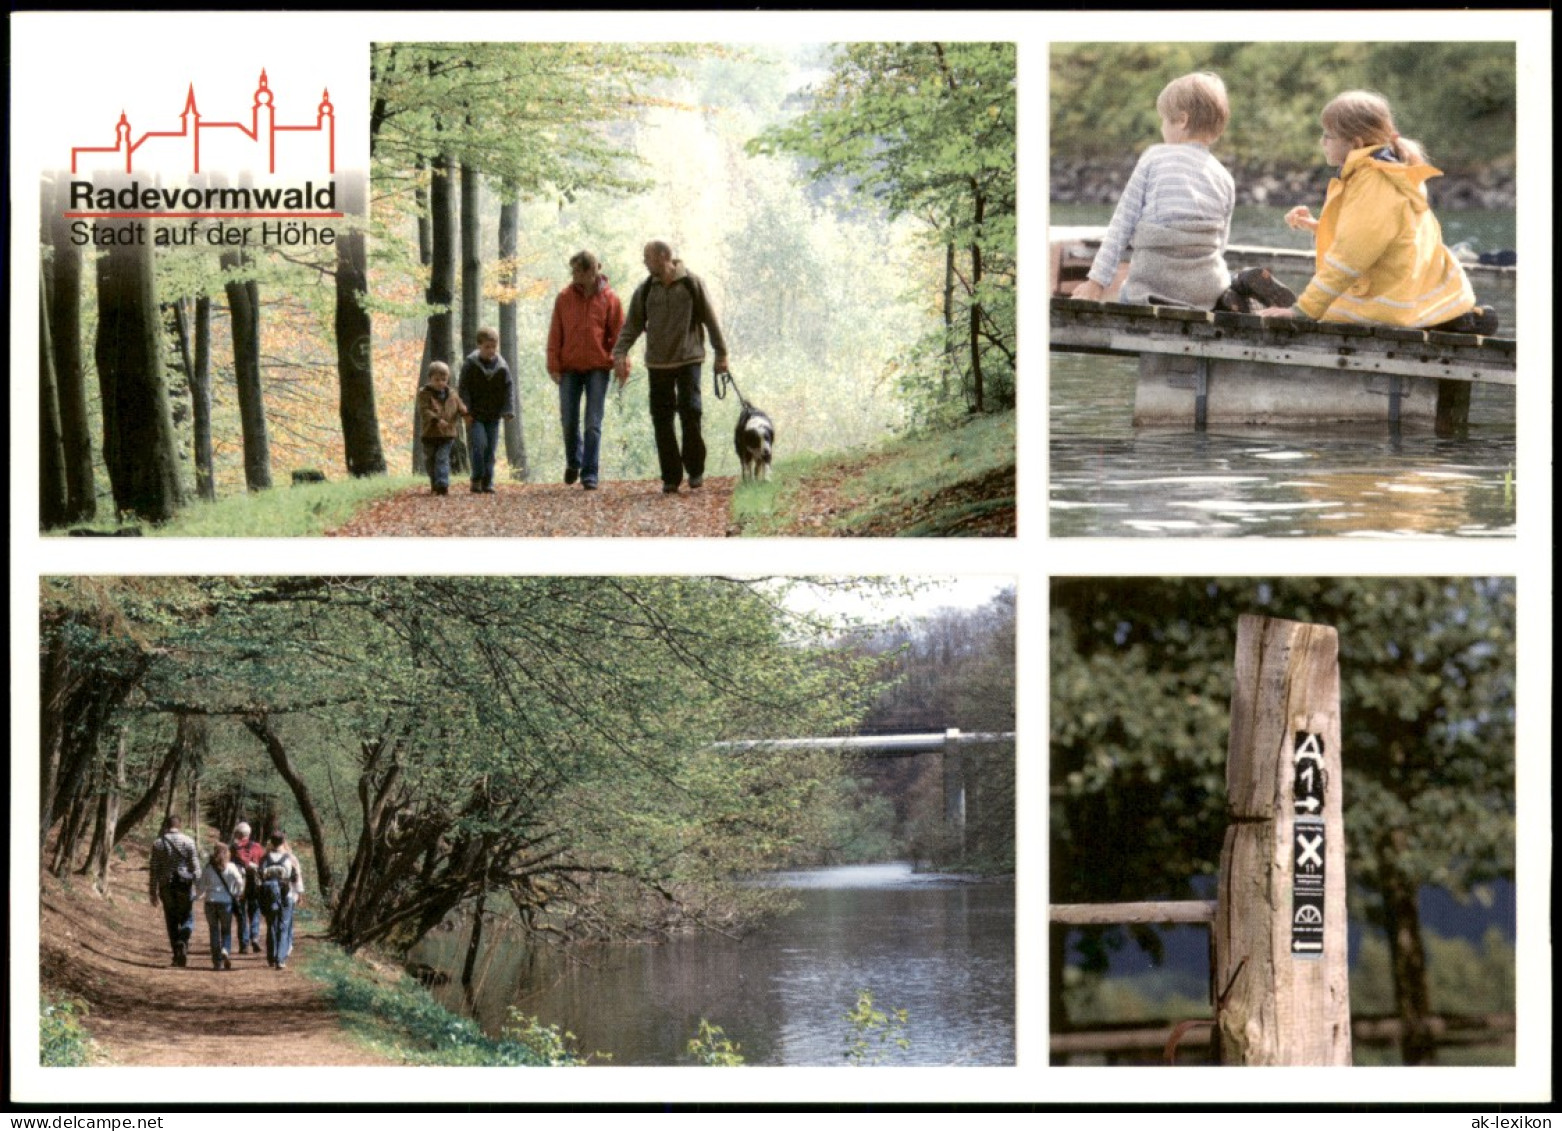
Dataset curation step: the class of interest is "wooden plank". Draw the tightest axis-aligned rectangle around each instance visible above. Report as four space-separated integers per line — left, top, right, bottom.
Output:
1050 900 1217 926
1051 300 1516 386
1216 615 1351 1066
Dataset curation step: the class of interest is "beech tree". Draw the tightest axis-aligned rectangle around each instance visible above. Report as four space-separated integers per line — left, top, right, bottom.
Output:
94 220 187 521
41 174 97 523
752 42 1017 419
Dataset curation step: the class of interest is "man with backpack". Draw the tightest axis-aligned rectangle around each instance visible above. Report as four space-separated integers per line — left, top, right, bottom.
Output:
612 240 730 495
257 831 304 970
148 815 200 967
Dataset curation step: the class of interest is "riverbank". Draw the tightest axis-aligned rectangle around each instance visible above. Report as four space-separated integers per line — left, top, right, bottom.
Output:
1051 157 1516 211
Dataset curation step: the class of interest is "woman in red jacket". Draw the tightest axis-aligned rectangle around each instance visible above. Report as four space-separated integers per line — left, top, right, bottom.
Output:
547 251 626 490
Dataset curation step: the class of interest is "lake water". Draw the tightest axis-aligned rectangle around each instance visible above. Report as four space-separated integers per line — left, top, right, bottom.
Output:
1049 205 1517 538
413 863 1016 1066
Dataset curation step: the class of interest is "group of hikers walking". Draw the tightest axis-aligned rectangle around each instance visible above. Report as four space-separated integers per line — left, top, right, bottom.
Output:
1073 77 1499 336
416 238 731 497
149 816 303 972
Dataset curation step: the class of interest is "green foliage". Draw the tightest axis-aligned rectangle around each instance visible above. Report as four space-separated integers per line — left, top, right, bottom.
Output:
1059 966 1212 1026
39 994 95 1067
738 410 1014 537
686 1019 746 1066
753 43 1016 420
305 945 565 1065
47 474 421 538
1353 926 1515 1018
1051 42 1516 171
842 988 911 1066
1051 578 1514 973
502 1011 602 1066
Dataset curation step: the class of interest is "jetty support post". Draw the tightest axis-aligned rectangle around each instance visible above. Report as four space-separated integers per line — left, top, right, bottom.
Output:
943 728 967 856
1216 614 1351 1065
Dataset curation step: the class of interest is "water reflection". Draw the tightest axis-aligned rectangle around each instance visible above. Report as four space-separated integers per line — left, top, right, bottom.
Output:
413 863 1015 1066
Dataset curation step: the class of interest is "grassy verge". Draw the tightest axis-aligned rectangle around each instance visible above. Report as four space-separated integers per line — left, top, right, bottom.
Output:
40 993 98 1067
299 945 583 1066
49 475 422 538
734 410 1016 537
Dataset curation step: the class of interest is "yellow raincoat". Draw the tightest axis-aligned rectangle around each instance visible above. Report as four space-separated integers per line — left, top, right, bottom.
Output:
1295 146 1475 327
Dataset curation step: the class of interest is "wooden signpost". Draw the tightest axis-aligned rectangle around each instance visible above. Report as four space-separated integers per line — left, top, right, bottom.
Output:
1216 614 1351 1065
1051 613 1352 1066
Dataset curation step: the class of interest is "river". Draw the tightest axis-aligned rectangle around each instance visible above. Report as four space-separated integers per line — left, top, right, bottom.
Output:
411 863 1016 1066
1049 205 1518 538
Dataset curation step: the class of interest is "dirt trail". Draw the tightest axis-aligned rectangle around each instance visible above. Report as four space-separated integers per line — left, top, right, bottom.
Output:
328 477 737 538
39 845 397 1066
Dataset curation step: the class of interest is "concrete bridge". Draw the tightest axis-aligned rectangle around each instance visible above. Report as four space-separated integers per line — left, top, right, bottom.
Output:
715 729 1014 847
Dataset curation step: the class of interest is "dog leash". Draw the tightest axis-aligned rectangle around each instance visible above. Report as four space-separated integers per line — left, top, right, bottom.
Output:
713 368 752 412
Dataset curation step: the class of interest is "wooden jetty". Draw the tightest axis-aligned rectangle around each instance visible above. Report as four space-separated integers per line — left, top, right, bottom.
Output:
1051 298 1515 432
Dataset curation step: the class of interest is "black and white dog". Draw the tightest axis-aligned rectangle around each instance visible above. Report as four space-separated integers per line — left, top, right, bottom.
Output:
735 402 775 483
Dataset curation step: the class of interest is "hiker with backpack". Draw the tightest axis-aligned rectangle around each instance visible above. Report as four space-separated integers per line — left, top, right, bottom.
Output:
197 843 247 970
257 832 304 970
612 240 730 495
148 815 200 967
229 821 267 955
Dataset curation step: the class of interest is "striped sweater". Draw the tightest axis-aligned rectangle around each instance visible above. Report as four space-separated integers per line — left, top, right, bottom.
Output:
1087 142 1236 307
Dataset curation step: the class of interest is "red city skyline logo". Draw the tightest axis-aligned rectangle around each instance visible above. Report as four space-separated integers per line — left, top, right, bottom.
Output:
70 70 335 176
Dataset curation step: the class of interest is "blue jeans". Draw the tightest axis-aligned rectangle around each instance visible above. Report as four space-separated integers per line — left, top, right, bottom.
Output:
204 901 234 965
266 903 295 966
236 894 262 949
467 418 501 488
648 364 705 487
161 882 194 960
423 438 454 490
559 370 610 485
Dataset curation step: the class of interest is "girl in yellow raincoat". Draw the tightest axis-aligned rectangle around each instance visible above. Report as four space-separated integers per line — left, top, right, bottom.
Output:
1259 91 1498 334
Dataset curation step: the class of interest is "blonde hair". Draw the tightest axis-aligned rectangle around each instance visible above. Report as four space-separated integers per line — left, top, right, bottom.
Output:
1322 90 1428 166
426 361 450 381
1156 73 1229 142
475 326 499 345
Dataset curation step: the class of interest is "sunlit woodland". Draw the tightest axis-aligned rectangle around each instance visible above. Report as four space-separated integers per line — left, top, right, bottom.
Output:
39 44 1016 527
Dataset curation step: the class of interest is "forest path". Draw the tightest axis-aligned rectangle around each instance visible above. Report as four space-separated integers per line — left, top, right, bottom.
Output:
39 853 397 1067
328 477 737 538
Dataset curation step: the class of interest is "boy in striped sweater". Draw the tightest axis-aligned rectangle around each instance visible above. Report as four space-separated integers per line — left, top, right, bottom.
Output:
1073 72 1291 313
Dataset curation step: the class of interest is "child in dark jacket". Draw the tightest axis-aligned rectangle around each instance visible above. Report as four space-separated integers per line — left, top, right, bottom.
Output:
457 328 513 494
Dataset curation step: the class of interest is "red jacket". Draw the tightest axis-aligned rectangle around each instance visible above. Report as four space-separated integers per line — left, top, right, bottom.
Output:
547 276 624 374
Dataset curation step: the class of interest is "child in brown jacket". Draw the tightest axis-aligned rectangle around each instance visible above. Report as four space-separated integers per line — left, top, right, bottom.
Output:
416 361 469 495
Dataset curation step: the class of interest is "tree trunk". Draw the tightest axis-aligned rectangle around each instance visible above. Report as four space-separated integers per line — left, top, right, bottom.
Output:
968 190 985 414
942 241 956 402
462 891 487 988
40 270 70 527
1380 833 1436 1065
244 715 336 907
192 298 215 500
45 173 97 522
498 190 528 476
334 173 386 477
423 150 466 474
114 718 189 846
94 732 126 892
95 217 186 521
170 299 214 501
221 251 272 491
461 162 482 350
